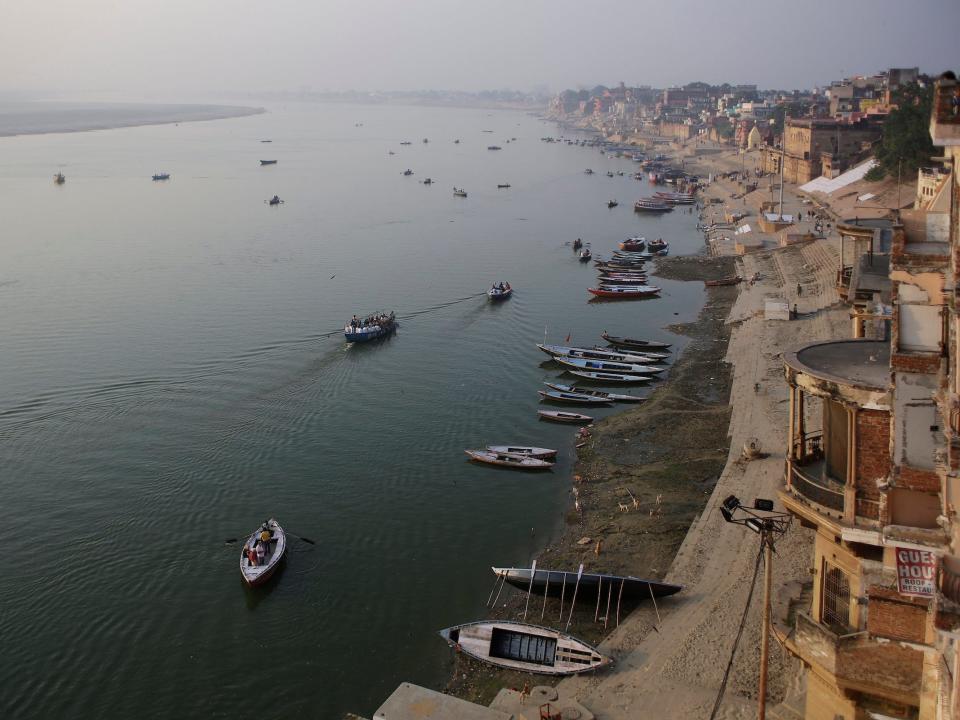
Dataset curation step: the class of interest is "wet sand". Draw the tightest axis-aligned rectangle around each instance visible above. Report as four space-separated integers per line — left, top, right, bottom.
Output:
0 101 264 137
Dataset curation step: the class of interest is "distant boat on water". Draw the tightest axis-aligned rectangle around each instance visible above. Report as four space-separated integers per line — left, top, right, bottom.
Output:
54 172 65 185
453 187 467 197
152 173 170 181
497 183 511 189
487 145 502 151
268 195 283 206
259 160 277 166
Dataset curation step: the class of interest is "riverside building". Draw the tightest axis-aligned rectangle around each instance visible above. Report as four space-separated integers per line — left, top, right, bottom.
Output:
778 72 959 720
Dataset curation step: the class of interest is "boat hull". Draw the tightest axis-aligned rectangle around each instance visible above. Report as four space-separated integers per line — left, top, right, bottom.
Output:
601 333 672 350
240 519 286 587
538 390 611 405
492 567 682 601
538 410 592 423
439 620 610 676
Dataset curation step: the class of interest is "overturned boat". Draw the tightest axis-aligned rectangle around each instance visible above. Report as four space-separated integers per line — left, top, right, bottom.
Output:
439 620 610 675
491 566 681 601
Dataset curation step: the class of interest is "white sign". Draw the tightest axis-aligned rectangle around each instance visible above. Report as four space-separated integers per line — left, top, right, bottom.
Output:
896 547 937 597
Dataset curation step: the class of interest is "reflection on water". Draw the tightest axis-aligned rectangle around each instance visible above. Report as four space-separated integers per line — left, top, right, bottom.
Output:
0 102 706 720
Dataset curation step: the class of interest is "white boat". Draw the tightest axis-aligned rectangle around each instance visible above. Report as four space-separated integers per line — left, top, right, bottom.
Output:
538 390 612 405
543 382 644 402
439 620 610 675
465 449 553 470
485 445 557 459
538 410 593 423
239 519 286 587
537 343 662 364
556 356 662 375
568 370 652 384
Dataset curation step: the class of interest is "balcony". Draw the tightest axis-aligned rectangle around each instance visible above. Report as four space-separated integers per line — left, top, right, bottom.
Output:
791 612 923 705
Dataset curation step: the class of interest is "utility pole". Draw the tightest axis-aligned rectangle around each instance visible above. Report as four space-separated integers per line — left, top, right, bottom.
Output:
778 141 785 221
897 157 903 219
757 529 775 720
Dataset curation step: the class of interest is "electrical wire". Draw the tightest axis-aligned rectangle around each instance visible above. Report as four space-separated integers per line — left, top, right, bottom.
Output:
709 542 765 720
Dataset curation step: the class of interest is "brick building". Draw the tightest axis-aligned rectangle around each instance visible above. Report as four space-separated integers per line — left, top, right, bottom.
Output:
777 72 960 720
762 118 881 184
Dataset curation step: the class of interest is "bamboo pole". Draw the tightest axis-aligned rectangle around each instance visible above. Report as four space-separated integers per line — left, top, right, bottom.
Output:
604 583 613 629
594 575 603 622
491 567 511 609
616 579 626 627
565 564 585 632
541 571 550 621
559 574 567 621
522 560 537 621
486 569 505 608
648 582 662 629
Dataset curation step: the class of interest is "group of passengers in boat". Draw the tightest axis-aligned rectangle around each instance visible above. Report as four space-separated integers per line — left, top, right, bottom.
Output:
345 312 394 334
244 522 273 567
490 282 511 294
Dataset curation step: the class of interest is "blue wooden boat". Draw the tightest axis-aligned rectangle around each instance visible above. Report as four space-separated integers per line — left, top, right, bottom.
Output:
344 311 397 343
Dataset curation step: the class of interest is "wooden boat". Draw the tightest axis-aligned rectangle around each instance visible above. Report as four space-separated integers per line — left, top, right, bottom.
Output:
595 264 647 274
598 275 649 285
704 275 743 287
54 172 65 185
268 195 283 205
485 445 557 459
607 200 618 208
556 356 662 375
633 198 672 212
544 383 643 402
240 519 286 587
403 169 413 176
584 169 594 174
572 238 583 251
568 370 651 384
439 620 610 676
453 187 468 197
487 145 502 150
588 286 661 299
538 410 593 424
465 449 553 470
578 248 592 262
259 160 278 166
597 282 661 293
601 332 672 351
344 311 397 343
422 178 433 185
653 191 695 204
497 183 511 189
152 173 170 181
400 141 412 145
619 239 645 251
487 283 512 300
538 390 612 405
537 343 660 365
491 566 682 601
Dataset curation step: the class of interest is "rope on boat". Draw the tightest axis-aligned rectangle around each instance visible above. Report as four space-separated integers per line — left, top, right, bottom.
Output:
312 292 488 340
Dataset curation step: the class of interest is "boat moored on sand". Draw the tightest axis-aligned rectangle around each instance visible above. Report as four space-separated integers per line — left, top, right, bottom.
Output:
601 332 672 351
543 382 644 402
485 445 557 459
588 286 661 299
491 566 681 601
538 410 594 424
439 620 610 675
538 390 612 405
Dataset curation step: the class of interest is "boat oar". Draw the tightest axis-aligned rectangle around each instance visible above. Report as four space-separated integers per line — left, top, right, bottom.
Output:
286 531 316 545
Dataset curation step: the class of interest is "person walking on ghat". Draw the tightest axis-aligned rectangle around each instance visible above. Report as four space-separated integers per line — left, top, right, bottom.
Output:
797 283 803 297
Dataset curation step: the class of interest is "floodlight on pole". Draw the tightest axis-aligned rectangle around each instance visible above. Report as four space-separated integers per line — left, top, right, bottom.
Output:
718 496 791 720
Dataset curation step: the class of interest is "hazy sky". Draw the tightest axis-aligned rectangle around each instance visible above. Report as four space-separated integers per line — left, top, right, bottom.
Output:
3 0 958 100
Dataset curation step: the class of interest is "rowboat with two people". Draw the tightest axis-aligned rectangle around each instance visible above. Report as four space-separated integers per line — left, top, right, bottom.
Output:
487 282 512 300
240 519 286 587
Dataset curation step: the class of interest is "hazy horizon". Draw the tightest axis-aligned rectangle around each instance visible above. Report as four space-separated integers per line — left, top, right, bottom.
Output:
2 0 959 103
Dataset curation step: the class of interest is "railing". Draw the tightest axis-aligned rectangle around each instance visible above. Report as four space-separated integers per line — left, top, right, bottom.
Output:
789 463 844 512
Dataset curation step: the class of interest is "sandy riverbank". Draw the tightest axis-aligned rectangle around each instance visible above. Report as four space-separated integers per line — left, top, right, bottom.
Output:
446 252 740 704
0 101 264 137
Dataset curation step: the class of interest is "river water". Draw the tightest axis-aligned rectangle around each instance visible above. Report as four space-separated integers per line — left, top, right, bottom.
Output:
0 103 704 719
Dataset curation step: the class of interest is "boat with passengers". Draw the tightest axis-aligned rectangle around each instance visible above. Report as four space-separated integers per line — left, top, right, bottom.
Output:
344 311 397 343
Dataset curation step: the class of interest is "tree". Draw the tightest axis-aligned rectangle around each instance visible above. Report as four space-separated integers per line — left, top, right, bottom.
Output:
865 83 935 181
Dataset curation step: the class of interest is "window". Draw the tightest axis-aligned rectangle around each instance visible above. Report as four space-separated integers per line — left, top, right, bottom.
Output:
822 563 851 632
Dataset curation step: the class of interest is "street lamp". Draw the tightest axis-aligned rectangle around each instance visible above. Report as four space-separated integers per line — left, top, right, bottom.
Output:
720 495 791 720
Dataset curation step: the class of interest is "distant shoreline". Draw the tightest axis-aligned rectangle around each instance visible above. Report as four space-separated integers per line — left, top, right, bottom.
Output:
0 102 265 138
